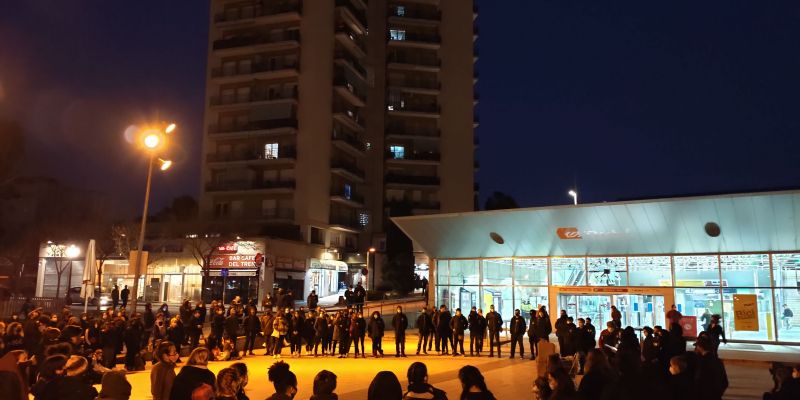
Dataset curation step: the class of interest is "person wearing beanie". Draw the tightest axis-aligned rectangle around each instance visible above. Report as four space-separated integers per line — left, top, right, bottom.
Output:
97 370 132 400
30 354 67 399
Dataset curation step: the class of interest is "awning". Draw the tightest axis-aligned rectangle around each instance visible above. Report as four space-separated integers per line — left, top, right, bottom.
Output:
309 259 348 272
391 190 800 259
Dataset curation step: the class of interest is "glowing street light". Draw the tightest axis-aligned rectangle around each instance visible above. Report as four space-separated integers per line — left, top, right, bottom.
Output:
165 123 177 134
367 247 377 290
568 190 578 206
158 159 172 171
143 133 161 149
65 244 81 259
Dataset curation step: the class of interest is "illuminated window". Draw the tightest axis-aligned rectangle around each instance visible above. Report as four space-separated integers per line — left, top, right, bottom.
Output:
359 211 369 226
344 184 352 200
396 6 405 16
390 29 406 41
389 145 405 159
264 143 279 159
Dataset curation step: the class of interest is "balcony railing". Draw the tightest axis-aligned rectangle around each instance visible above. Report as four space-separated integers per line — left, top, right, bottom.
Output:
332 107 365 129
385 174 440 186
206 146 296 163
210 91 297 106
211 61 298 78
209 118 298 134
385 124 440 138
333 76 367 103
213 31 300 51
386 200 440 210
387 102 440 114
389 8 441 21
387 53 441 68
389 32 441 44
329 215 363 230
331 188 365 204
205 180 296 192
334 51 367 77
385 150 440 161
331 160 365 179
215 3 301 23
213 208 295 221
335 26 367 54
387 79 441 90
335 0 367 29
332 129 367 152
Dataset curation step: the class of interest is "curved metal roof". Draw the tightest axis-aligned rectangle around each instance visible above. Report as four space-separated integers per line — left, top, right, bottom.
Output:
391 191 800 259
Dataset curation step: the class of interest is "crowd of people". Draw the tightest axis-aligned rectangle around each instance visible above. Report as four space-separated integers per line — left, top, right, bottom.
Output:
1 293 799 400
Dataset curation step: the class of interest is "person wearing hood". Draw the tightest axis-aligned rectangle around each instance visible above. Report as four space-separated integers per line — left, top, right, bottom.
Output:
310 370 338 400
97 370 132 400
402 362 447 399
51 355 98 400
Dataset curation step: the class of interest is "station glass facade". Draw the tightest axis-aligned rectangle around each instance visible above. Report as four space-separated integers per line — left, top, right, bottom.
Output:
435 252 800 343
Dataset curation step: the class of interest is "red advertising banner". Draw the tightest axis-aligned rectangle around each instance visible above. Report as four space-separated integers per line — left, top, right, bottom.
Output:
216 243 239 254
678 316 698 338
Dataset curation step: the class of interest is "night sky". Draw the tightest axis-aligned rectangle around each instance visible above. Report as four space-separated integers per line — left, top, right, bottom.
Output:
1 1 799 216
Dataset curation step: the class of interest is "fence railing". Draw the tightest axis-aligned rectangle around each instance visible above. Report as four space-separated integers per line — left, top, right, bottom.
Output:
0 297 66 317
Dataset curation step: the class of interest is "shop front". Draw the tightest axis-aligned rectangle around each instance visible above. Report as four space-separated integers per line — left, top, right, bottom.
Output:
307 258 347 298
555 286 671 330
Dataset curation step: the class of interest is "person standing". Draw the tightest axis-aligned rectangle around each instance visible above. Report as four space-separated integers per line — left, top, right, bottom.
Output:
475 308 487 356
700 308 713 331
392 306 408 357
420 276 429 301
583 317 596 348
111 286 120 310
694 336 729 400
554 309 569 357
271 310 288 359
307 291 319 311
150 341 178 400
437 305 452 355
336 310 351 358
313 310 329 357
351 312 367 358
416 306 431 355
243 306 260 356
262 294 273 313
368 311 385 357
289 310 302 357
704 314 727 354
666 304 683 326
431 307 440 354
170 348 216 400
527 310 538 360
610 305 622 329
485 305 502 358
187 310 202 351
450 308 467 356
209 308 225 352
354 282 366 314
782 304 794 330
120 286 130 310
224 309 241 360
467 306 480 356
260 310 275 356
508 309 526 359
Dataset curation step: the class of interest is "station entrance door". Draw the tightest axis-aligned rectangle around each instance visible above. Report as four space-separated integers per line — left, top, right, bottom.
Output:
553 287 673 329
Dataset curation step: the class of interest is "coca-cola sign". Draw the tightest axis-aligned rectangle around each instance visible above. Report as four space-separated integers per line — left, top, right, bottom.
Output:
217 243 239 254
556 227 582 240
209 254 257 269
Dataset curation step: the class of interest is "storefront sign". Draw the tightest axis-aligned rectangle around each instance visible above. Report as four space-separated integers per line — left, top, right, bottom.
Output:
217 243 239 254
556 227 582 240
209 254 257 269
733 294 759 331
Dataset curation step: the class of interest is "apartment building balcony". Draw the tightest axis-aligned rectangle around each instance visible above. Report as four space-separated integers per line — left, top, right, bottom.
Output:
209 92 297 110
332 107 365 132
385 150 440 165
206 146 296 167
212 208 295 223
333 76 366 107
331 188 365 208
212 31 300 56
388 9 441 27
210 61 299 84
387 80 440 96
387 102 440 118
208 118 298 138
335 27 366 58
334 51 367 80
214 2 301 26
331 160 366 182
205 179 296 194
388 32 441 50
335 0 367 34
386 53 440 73
329 215 363 232
385 173 440 187
385 199 440 211
385 126 440 141
332 129 367 156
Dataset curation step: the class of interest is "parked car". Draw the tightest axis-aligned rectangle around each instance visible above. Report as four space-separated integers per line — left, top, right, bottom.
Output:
68 286 111 306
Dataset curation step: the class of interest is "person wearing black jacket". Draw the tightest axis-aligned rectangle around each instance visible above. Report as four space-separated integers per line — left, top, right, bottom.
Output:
468 306 480 356
475 308 487 356
367 311 385 357
336 311 351 358
224 311 241 359
123 318 144 371
415 306 431 355
450 308 468 356
187 310 203 351
166 318 186 362
243 306 260 356
209 308 225 352
431 308 440 353
313 311 329 356
437 305 452 355
142 303 155 348
353 282 366 314
351 312 367 358
527 310 538 360
554 309 569 356
509 309 526 359
392 306 409 357
693 336 729 400
485 305 502 358
307 291 319 311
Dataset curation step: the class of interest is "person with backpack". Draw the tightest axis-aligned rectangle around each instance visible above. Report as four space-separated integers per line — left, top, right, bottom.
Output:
403 362 447 400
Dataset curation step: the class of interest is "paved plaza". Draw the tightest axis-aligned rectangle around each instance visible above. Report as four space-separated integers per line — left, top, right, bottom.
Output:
117 342 776 400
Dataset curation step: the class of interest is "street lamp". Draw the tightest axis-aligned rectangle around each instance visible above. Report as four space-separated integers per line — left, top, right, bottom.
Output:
568 190 578 206
129 122 175 312
367 247 376 290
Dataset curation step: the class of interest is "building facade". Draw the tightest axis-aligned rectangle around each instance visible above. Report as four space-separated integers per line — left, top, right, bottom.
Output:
200 0 477 296
394 191 800 344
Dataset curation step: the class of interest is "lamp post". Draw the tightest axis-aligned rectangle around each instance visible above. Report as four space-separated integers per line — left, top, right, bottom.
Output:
568 190 578 206
129 124 174 312
367 247 376 290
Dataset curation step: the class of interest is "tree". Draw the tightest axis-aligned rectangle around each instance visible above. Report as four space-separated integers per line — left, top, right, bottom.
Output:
153 196 199 222
484 191 519 210
0 120 25 184
383 200 416 294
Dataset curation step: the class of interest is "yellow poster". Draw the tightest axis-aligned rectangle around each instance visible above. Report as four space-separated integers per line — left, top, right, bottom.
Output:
733 294 759 331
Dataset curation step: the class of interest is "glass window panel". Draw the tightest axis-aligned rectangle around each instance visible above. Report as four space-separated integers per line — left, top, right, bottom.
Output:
674 255 721 287
513 258 548 286
515 287 549 317
436 259 449 286
443 286 479 313
481 259 512 285
775 287 800 342
551 257 586 286
674 287 722 336
722 288 775 342
587 257 627 286
628 256 673 286
480 286 513 327
449 259 479 285
720 254 771 287
772 254 800 288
